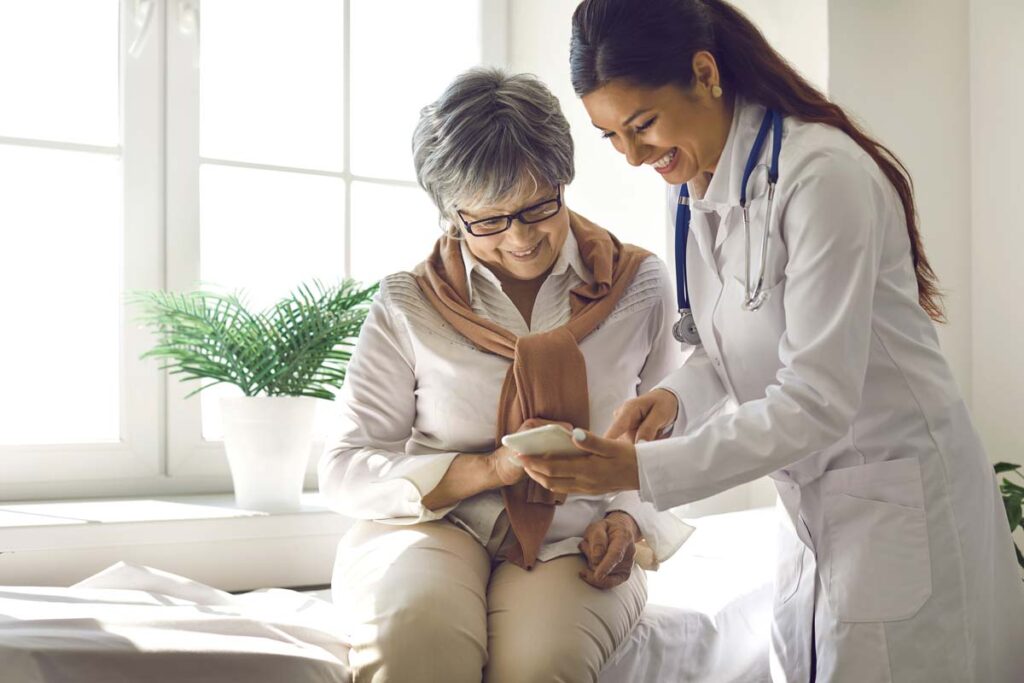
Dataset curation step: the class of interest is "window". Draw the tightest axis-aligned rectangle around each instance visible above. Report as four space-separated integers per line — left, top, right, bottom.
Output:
1 0 506 499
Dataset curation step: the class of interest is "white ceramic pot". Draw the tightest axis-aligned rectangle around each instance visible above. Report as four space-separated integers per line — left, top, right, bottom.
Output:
220 395 318 512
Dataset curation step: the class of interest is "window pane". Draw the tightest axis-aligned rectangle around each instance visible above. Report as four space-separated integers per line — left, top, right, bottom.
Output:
350 181 440 283
0 146 121 444
350 0 481 181
0 2 119 145
201 0 345 171
199 164 345 439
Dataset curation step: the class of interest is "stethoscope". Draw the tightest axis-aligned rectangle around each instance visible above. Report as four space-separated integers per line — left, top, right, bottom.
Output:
673 108 784 345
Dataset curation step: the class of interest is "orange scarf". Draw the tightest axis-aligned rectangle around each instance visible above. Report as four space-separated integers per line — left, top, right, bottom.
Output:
414 211 650 568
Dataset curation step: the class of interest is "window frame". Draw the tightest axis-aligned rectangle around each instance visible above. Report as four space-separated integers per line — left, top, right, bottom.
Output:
0 0 165 500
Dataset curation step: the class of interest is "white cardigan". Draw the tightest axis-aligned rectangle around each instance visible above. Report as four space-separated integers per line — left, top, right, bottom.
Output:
319 230 692 563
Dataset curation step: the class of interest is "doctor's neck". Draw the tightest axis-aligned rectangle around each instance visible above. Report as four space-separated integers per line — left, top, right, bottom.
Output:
703 94 734 175
688 95 733 194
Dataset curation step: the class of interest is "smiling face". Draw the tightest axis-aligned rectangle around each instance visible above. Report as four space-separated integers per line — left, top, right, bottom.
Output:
457 184 569 283
580 53 733 186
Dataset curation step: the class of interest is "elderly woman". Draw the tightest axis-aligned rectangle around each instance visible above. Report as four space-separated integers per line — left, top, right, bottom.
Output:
319 68 690 683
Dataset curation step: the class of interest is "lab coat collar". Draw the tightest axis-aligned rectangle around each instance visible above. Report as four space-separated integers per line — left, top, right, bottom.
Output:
459 224 592 303
691 96 769 215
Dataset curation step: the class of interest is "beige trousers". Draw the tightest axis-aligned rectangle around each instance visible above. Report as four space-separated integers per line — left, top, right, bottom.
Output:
331 519 647 683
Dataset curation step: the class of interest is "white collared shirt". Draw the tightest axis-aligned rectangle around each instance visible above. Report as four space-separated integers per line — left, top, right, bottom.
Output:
319 230 692 562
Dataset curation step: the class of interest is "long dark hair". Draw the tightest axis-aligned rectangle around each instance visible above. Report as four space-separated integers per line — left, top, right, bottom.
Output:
570 0 944 322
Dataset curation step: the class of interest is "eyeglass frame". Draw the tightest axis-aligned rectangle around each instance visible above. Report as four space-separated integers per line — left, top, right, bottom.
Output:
455 185 563 237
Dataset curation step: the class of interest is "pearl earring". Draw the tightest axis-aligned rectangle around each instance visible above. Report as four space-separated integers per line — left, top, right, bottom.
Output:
711 85 723 99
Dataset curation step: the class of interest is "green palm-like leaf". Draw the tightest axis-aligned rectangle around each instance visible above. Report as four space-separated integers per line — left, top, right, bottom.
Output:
995 461 1024 579
130 279 377 399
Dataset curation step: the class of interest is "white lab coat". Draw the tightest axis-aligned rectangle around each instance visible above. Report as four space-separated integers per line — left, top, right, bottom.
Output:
635 98 1024 682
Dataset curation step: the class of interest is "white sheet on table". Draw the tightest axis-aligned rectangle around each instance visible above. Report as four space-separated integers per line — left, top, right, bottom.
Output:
598 506 776 683
0 507 776 683
0 562 351 683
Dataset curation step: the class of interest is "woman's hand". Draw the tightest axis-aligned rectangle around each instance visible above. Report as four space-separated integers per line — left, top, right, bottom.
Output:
578 511 640 589
519 429 639 495
490 418 574 487
424 418 573 510
604 388 679 443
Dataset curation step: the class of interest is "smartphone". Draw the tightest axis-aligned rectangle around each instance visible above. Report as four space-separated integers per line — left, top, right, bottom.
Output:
501 424 587 457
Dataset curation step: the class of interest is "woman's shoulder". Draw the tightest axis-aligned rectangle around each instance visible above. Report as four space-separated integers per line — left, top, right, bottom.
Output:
377 271 437 321
376 271 474 349
607 253 671 322
629 252 670 287
378 270 423 303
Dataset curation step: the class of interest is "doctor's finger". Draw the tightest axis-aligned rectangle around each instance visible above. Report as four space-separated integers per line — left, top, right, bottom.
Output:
572 429 627 459
633 413 667 443
604 400 647 440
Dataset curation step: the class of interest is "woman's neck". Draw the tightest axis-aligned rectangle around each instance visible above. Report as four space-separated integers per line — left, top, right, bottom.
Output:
497 270 550 329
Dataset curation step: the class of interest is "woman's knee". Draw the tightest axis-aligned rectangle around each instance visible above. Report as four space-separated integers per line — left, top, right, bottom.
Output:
364 600 488 682
484 557 647 683
333 521 491 682
484 624 602 683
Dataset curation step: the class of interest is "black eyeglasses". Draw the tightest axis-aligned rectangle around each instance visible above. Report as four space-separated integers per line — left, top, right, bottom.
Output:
456 186 563 237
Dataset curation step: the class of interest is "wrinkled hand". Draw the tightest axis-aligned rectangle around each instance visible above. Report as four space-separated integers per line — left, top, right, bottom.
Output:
520 429 639 495
491 418 574 487
604 389 678 443
578 511 640 589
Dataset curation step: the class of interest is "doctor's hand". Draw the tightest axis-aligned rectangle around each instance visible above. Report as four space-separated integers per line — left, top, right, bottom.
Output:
519 429 639 495
604 389 678 443
491 418 574 487
578 511 640 590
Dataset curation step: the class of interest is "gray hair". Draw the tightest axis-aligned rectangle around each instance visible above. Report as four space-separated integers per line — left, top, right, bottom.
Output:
412 68 575 236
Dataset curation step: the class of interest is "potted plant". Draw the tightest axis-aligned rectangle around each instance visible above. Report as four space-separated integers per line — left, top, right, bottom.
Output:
133 280 377 512
996 461 1024 578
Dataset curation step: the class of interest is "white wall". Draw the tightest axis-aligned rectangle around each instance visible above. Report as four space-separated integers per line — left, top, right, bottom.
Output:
827 0 974 400
730 0 829 92
969 0 1024 466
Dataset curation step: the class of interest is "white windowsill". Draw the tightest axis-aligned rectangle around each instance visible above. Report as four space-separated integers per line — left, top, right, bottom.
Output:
0 492 354 592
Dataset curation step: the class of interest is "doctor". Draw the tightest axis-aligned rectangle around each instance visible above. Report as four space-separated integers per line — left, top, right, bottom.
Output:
519 0 1024 680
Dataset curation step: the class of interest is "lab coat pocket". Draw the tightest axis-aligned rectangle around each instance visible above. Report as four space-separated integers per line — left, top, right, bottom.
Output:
822 457 932 623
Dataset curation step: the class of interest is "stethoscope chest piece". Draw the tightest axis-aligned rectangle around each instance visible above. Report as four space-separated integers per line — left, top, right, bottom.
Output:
741 290 769 312
673 309 701 345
